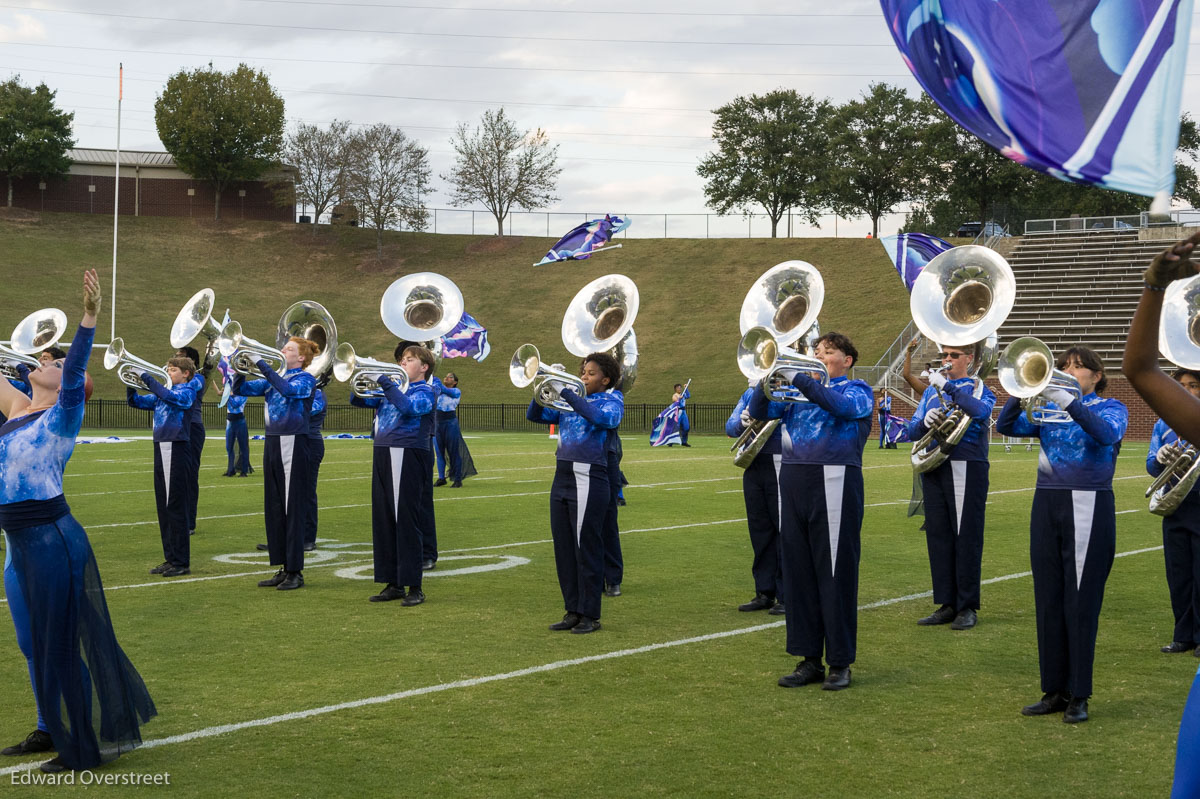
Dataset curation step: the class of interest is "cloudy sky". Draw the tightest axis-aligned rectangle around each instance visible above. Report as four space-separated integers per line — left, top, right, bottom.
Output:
1 1 1198 237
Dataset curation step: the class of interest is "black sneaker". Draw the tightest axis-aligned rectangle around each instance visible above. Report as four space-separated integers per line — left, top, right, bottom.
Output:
401 588 425 606
370 584 406 603
738 593 775 612
1021 692 1069 716
778 660 825 688
277 572 304 591
149 561 170 575
258 569 287 587
162 565 191 577
822 667 851 691
2 729 53 756
571 617 601 634
550 612 582 631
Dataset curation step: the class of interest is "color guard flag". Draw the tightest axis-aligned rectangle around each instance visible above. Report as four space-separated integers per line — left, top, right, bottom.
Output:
535 215 630 266
439 312 491 362
880 233 954 291
880 0 1194 209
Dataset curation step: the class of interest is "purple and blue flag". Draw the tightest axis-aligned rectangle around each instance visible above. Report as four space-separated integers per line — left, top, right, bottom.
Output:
880 233 954 291
649 399 685 447
880 0 1194 209
439 312 491 362
536 215 630 266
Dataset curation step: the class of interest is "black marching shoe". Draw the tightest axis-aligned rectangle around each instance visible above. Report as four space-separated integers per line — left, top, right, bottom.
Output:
917 604 956 626
223 470 236 477
681 442 691 448
738 593 775 612
369 584 406 602
571 617 601 634
822 667 851 691
188 529 195 537
161 565 190 577
604 583 622 597
401 588 425 606
277 571 304 591
549 612 582 631
422 559 436 571
256 543 269 551
451 480 463 488
2 729 53 756
149 561 170 575
39 756 68 774
616 496 626 506
778 660 825 688
950 608 977 630
1162 640 1196 653
434 478 448 486
258 569 287 588
303 543 316 552
1021 691 1069 716
1063 697 1089 724
768 601 786 616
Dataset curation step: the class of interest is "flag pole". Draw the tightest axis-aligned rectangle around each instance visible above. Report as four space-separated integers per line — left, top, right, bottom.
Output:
110 63 122 342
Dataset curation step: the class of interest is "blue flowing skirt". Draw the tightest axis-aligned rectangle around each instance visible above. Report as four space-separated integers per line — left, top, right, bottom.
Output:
5 513 156 769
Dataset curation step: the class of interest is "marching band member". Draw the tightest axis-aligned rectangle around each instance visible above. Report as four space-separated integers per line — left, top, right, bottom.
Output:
304 385 326 552
233 337 318 591
127 357 196 578
527 352 624 634
224 393 251 477
602 423 625 597
750 332 873 691
434 372 466 488
352 344 436 605
177 344 213 536
1147 369 1200 656
726 380 784 614
907 344 995 630
997 345 1127 724
0 270 156 773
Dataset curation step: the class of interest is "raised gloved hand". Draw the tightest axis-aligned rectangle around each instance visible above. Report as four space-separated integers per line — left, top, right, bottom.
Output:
1042 387 1074 408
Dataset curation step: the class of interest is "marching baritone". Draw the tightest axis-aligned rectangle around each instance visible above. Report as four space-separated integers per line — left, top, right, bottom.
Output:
726 382 783 614
907 345 996 630
749 332 873 691
996 345 1126 724
1147 369 1200 656
233 337 319 591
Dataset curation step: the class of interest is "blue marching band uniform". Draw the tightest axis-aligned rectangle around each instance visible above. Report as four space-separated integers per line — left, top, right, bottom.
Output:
224 393 252 476
750 371 873 688
233 361 316 588
306 387 326 550
1 323 155 769
907 377 996 627
127 371 196 575
997 390 1128 714
352 373 435 601
183 367 209 535
433 377 476 487
1148 419 1200 652
602 415 625 596
726 386 784 613
527 387 624 630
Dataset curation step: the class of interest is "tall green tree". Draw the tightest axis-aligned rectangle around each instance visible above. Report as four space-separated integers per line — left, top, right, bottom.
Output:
155 64 285 220
697 89 834 238
0 76 74 208
442 108 561 236
826 83 935 238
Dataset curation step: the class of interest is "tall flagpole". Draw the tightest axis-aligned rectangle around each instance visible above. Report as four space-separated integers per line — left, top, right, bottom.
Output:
110 63 122 342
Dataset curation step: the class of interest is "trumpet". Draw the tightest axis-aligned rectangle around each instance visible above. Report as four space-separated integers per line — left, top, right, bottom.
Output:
217 319 286 377
104 337 170 389
997 337 1080 424
1147 441 1200 516
1 308 69 380
332 342 409 398
510 343 586 412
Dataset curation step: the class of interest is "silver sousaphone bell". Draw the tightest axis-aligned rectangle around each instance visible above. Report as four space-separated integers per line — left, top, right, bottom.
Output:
381 272 465 346
278 301 338 382
561 273 639 393
737 261 827 402
0 308 68 379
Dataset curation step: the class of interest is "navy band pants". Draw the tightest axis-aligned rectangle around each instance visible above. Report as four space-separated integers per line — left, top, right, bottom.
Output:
920 459 988 611
550 460 609 620
1163 493 1200 645
263 434 312 573
744 452 783 599
153 439 191 568
372 445 429 587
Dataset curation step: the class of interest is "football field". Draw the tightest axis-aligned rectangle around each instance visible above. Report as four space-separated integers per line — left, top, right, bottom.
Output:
0 432 1190 797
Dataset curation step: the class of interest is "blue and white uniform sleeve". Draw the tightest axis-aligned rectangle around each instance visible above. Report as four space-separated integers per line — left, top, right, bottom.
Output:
726 389 753 438
527 399 560 425
560 389 621 429
233 373 269 397
141 375 196 409
790 373 873 419
747 383 787 421
907 386 939 439
996 397 1037 437
257 361 314 399
127 386 155 410
1148 419 1169 477
1065 395 1127 446
944 379 995 420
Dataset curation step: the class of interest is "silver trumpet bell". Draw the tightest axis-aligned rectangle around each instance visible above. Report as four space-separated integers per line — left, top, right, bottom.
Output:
332 342 409 398
217 319 286 377
104 337 170 389
561 274 639 392
381 272 465 343
278 301 338 380
737 325 826 403
1160 274 1200 369
997 336 1080 424
509 343 586 412
1 308 68 379
910 246 1015 347
170 288 223 350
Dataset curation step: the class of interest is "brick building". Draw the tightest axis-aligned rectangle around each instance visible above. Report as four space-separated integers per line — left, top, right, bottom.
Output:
8 149 296 221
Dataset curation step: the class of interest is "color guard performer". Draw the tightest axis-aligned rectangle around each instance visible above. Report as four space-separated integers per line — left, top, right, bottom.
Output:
750 332 873 691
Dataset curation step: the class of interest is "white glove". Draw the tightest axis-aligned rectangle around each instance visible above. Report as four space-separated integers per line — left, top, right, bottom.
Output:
739 408 753 428
1042 388 1074 408
1158 443 1180 464
923 406 946 428
927 371 948 390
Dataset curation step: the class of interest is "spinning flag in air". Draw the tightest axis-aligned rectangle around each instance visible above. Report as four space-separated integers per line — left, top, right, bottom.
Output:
535 215 630 266
649 398 686 447
880 233 954 291
880 0 1194 208
439 312 491 362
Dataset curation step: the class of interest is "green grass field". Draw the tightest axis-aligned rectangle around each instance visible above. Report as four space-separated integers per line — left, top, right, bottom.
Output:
0 431 1191 796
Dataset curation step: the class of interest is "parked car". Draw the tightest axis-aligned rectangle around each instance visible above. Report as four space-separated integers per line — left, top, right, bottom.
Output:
955 220 1011 238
